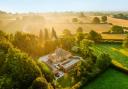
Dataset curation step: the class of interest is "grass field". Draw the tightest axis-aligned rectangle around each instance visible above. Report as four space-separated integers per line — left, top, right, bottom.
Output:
82 68 128 89
92 43 128 68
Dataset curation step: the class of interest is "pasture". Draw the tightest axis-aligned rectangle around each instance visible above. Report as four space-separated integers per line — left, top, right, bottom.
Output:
82 43 128 89
82 68 128 89
93 43 128 68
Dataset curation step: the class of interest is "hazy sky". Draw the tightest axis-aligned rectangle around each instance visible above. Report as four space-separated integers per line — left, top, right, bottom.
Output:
0 0 128 13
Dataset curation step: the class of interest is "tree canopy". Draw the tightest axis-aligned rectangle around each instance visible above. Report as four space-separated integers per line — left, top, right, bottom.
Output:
101 16 107 23
87 30 102 42
110 25 124 34
92 17 100 24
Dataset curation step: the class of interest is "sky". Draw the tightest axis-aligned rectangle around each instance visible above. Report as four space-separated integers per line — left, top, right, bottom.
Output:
0 0 128 13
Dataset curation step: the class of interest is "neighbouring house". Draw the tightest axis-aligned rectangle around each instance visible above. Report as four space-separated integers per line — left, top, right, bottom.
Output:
39 48 82 78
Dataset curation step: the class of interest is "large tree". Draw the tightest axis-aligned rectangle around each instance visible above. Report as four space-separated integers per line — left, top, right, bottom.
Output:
2 48 42 89
101 16 107 23
80 39 94 58
92 17 100 24
87 30 102 42
59 36 75 50
96 53 111 70
13 32 44 57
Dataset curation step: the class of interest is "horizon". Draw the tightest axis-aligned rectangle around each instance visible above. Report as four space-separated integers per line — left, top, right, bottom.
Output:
0 0 128 13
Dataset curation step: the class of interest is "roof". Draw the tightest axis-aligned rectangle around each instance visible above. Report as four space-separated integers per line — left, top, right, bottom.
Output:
55 48 71 58
39 55 49 62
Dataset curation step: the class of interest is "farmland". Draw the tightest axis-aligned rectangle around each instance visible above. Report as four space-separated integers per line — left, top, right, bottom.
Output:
82 43 128 89
0 13 112 35
92 43 128 68
82 68 128 89
0 12 128 89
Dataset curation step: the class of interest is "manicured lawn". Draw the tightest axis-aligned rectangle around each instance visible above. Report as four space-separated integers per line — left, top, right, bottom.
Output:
82 68 128 89
92 43 128 68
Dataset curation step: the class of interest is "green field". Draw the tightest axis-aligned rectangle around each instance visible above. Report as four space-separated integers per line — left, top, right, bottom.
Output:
82 68 128 89
82 43 128 89
92 43 128 68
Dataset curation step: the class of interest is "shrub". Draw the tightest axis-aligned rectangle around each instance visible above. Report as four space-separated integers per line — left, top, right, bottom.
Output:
31 77 48 89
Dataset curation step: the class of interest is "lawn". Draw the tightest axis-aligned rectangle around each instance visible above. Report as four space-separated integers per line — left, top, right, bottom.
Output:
82 68 128 89
92 43 128 68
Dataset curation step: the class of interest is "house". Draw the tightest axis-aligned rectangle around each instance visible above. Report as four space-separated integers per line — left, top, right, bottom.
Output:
39 48 81 78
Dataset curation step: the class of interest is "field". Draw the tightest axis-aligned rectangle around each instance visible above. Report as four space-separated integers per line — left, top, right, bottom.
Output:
1 13 127 40
0 13 112 35
82 68 128 89
108 17 128 27
82 43 128 89
93 43 128 68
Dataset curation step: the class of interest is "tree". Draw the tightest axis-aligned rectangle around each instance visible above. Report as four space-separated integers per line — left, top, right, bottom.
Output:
37 62 54 82
101 16 107 23
0 40 13 68
44 40 58 54
0 76 13 89
39 29 43 43
62 29 72 36
0 30 10 41
44 28 49 41
92 17 100 24
72 18 78 23
113 13 128 20
87 30 102 42
80 39 94 58
96 53 111 70
76 27 83 33
76 32 85 43
51 27 58 39
13 32 44 57
110 25 124 34
59 36 75 50
122 34 128 48
2 48 42 89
